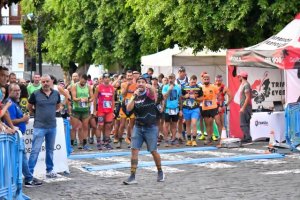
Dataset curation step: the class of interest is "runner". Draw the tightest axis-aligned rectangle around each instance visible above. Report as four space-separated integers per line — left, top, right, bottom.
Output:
71 74 94 150
88 77 100 144
123 76 164 185
197 71 207 140
117 70 137 148
181 75 203 147
94 73 115 150
214 75 232 140
176 66 189 142
151 76 164 144
201 74 220 145
162 73 182 147
112 74 124 146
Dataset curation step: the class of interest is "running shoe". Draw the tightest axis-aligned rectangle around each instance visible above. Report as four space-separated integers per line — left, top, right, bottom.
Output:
88 137 94 144
171 138 179 146
157 171 165 182
83 145 93 151
186 140 192 146
192 140 197 147
97 143 103 150
198 134 206 140
24 178 43 188
73 140 78 146
104 143 113 150
212 135 219 141
46 171 57 178
123 174 137 185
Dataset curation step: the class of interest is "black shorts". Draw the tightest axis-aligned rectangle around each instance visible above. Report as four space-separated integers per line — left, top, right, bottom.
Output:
201 108 218 118
164 113 179 122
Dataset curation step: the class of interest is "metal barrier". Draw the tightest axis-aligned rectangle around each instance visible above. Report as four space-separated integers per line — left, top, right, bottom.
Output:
63 119 72 157
285 102 300 151
0 131 28 200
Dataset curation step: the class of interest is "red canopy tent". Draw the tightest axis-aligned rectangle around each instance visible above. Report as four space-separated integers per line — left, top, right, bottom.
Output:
226 14 300 138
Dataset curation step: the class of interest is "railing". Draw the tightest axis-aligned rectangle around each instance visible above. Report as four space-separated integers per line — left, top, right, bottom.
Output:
63 119 72 157
285 102 300 151
1 17 9 25
0 131 28 200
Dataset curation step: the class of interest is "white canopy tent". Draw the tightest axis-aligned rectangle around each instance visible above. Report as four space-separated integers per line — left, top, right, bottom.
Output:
141 45 227 82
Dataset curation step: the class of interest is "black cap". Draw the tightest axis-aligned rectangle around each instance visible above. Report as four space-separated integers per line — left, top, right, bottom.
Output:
178 66 186 72
137 76 147 82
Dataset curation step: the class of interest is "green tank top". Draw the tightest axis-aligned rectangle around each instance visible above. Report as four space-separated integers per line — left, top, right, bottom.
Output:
72 83 90 112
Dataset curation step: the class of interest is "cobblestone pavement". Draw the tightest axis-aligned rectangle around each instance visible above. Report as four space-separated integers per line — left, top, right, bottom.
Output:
24 141 300 200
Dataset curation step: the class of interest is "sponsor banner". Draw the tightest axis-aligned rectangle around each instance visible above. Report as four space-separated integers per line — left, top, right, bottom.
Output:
25 118 69 176
286 69 300 103
228 66 284 138
250 112 285 142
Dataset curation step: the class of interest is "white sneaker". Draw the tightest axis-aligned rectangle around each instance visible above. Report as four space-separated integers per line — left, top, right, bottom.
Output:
46 171 57 178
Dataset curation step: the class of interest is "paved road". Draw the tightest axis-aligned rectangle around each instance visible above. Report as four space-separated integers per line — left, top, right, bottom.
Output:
24 142 300 200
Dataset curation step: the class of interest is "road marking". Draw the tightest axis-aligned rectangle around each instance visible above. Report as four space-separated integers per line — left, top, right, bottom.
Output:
244 159 287 165
83 153 284 171
143 166 185 173
35 174 72 183
195 163 236 169
96 157 130 163
89 170 128 177
145 153 192 161
234 148 266 154
69 146 218 160
262 169 300 175
187 151 238 157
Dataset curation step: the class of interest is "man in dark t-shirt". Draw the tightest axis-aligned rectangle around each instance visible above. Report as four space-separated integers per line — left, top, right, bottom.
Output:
27 74 61 179
123 76 164 185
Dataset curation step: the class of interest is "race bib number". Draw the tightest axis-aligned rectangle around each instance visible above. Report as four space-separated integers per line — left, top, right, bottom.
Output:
186 99 193 107
157 104 162 111
103 101 112 108
204 100 212 107
80 102 88 108
168 108 178 115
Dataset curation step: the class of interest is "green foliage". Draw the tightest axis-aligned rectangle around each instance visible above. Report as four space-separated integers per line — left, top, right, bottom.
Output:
20 0 300 72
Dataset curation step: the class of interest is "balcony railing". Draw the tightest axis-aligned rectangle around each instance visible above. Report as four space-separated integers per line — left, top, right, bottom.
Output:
1 16 21 25
1 16 9 25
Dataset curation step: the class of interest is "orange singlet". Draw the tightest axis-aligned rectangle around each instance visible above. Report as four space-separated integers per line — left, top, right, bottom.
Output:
201 84 219 111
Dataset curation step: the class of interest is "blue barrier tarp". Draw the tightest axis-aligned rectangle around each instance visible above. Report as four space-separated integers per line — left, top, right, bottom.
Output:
69 146 218 160
83 153 285 171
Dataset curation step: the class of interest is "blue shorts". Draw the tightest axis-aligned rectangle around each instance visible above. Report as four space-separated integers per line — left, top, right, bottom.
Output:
131 124 158 152
183 108 200 121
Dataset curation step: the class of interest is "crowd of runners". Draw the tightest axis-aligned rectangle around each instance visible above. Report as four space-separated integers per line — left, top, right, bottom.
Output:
48 66 233 151
1 66 234 152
